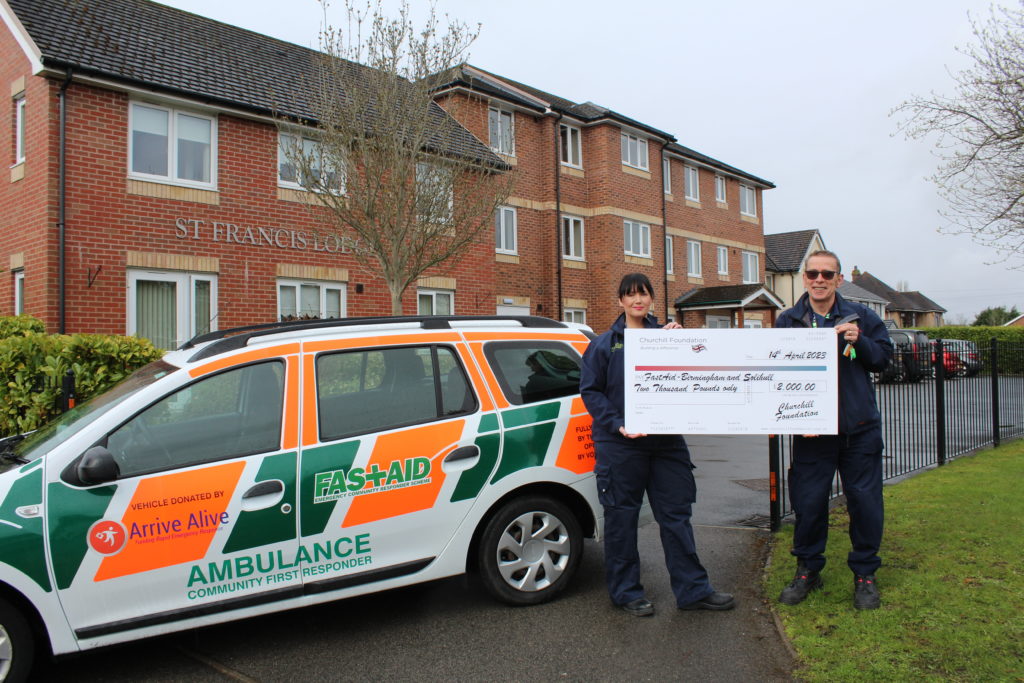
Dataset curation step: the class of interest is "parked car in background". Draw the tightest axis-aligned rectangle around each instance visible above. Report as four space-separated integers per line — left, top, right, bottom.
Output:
881 329 931 382
942 339 981 376
929 340 965 377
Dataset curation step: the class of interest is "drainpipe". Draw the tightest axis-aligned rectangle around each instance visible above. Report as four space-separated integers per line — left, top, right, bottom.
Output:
58 68 73 333
553 113 563 320
660 143 669 322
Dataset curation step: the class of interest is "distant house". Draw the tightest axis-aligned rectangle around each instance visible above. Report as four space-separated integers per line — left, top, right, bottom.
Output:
1004 313 1024 327
851 272 946 327
764 229 826 309
837 281 888 320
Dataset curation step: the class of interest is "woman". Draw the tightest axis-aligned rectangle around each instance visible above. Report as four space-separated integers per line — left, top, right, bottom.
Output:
580 273 734 616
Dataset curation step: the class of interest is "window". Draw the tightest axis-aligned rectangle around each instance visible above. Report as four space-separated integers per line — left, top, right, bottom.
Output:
624 220 651 258
687 240 702 277
715 175 727 202
563 308 586 325
717 246 729 275
561 216 585 260
766 273 776 291
663 158 671 194
666 235 674 274
277 279 345 321
560 124 582 167
489 107 514 155
740 184 757 217
316 346 471 441
742 251 760 284
14 97 26 164
416 161 454 221
620 133 648 170
107 361 284 477
278 133 343 192
13 271 24 314
418 288 453 315
128 270 216 350
485 341 582 406
706 315 731 329
684 165 700 201
130 102 215 187
495 206 517 254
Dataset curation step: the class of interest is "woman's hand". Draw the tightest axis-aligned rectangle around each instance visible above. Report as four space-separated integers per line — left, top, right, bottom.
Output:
619 426 647 439
662 321 682 330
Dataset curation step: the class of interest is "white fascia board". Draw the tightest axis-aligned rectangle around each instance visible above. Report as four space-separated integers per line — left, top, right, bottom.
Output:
1 0 44 74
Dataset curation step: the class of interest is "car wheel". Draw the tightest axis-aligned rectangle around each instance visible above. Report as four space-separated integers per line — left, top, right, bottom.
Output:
0 597 34 683
477 495 582 606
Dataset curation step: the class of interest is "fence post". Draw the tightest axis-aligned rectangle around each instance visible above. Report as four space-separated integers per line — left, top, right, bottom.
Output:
769 434 782 532
935 339 946 466
991 338 1000 448
61 369 76 412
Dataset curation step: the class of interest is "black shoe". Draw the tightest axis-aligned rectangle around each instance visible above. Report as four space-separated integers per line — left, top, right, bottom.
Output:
779 564 823 605
619 598 655 616
854 574 880 610
679 591 735 611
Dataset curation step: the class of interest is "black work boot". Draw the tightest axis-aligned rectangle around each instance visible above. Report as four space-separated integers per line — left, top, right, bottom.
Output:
853 574 881 610
778 563 823 605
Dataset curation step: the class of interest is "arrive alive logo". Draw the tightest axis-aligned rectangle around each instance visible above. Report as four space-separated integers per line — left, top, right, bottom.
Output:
314 457 431 503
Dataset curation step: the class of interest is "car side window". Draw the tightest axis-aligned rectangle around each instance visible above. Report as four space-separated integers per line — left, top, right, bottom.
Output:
317 345 473 441
485 342 581 405
106 361 284 478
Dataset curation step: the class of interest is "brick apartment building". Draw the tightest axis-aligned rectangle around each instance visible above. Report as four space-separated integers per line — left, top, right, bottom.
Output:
2 0 775 348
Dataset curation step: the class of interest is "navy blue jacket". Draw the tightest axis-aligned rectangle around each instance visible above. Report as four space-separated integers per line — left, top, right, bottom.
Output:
580 313 685 448
775 292 893 435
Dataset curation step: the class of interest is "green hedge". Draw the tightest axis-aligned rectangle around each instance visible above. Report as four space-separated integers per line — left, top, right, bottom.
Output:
0 314 46 338
0 327 163 437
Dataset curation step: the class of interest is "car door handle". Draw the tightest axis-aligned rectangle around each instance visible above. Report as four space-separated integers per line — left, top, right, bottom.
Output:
442 445 480 473
241 479 286 512
243 480 284 498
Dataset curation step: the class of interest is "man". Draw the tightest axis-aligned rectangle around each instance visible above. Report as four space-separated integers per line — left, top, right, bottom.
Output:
774 250 893 610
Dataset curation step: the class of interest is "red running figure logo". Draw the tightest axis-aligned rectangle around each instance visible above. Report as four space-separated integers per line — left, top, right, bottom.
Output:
88 520 127 555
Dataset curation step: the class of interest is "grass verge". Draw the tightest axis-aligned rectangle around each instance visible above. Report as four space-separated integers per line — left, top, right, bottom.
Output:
765 441 1024 682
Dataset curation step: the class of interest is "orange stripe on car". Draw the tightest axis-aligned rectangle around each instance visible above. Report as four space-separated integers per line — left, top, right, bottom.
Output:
462 332 584 342
456 346 493 413
302 353 318 446
282 358 300 450
468 342 509 410
304 332 460 353
189 344 300 378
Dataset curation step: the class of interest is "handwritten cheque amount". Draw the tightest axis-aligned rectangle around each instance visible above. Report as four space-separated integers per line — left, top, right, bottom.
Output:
623 328 839 435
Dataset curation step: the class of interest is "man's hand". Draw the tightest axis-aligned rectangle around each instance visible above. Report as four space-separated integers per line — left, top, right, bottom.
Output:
835 321 859 344
619 426 647 439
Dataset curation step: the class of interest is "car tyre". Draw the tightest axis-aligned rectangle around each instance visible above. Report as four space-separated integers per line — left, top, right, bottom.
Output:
477 495 582 606
0 597 34 683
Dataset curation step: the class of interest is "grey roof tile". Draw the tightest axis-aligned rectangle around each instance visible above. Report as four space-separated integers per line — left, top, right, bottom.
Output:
764 230 821 272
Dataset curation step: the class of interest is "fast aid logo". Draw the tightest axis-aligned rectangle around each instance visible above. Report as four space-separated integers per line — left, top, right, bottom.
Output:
313 457 431 503
88 520 127 555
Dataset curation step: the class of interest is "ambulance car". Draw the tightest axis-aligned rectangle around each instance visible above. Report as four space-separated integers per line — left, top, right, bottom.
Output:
0 315 600 681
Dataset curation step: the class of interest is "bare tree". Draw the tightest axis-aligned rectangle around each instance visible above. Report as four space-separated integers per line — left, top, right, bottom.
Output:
279 0 514 314
894 3 1024 265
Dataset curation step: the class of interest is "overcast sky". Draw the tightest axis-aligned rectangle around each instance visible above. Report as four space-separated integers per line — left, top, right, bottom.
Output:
156 0 1023 322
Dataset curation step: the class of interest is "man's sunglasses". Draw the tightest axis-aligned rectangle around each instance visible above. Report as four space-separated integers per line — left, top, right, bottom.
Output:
804 270 837 280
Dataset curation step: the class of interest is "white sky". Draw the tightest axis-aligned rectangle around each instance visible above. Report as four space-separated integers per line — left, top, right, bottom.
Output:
156 0 1023 322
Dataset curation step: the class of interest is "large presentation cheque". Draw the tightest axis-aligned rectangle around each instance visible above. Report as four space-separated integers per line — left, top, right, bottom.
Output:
624 328 838 435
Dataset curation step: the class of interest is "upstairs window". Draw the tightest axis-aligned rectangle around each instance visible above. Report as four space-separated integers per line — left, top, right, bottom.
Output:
560 124 582 167
489 107 514 155
624 220 651 258
496 206 517 254
666 235 674 274
742 251 760 284
562 216 585 260
717 246 729 275
14 97 26 164
130 102 215 187
740 184 757 217
715 175 727 202
278 133 343 192
13 271 24 314
663 158 671 193
687 240 702 277
684 165 700 201
620 133 648 170
416 161 454 222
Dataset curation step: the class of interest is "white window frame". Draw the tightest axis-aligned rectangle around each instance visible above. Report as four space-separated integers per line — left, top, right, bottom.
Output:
560 124 582 168
13 270 24 314
717 246 729 275
418 288 454 315
740 184 757 217
15 97 26 164
277 132 344 193
715 175 727 203
620 132 648 170
495 205 517 255
489 106 515 156
624 220 651 258
663 158 671 194
128 101 217 189
277 278 346 321
416 161 454 222
742 251 760 284
687 240 702 277
561 215 585 260
684 165 700 201
127 270 218 349
666 235 674 274
563 308 586 324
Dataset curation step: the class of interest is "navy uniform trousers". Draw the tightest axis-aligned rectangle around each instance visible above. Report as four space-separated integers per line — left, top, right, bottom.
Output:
789 427 884 575
594 439 713 607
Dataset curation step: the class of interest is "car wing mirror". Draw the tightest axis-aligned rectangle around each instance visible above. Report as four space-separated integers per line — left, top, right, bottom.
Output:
78 445 120 485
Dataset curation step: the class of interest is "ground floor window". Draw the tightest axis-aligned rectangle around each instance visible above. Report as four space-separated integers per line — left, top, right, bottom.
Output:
13 270 24 314
706 314 731 329
277 279 345 321
418 289 453 315
563 308 586 324
128 270 217 350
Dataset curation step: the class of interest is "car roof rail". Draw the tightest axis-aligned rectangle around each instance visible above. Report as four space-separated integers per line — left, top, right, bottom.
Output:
183 315 568 362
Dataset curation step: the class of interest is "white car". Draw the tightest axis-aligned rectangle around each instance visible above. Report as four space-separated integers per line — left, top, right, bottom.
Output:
0 315 601 681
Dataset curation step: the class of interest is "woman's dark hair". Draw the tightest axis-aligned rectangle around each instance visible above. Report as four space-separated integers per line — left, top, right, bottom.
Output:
618 273 655 298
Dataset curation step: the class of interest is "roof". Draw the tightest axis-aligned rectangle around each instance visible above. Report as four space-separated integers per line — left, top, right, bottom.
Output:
1004 313 1024 326
837 282 888 306
852 272 946 313
764 230 823 272
6 0 500 166
673 284 784 310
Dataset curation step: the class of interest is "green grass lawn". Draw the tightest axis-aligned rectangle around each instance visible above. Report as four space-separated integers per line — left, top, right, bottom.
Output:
765 441 1024 682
